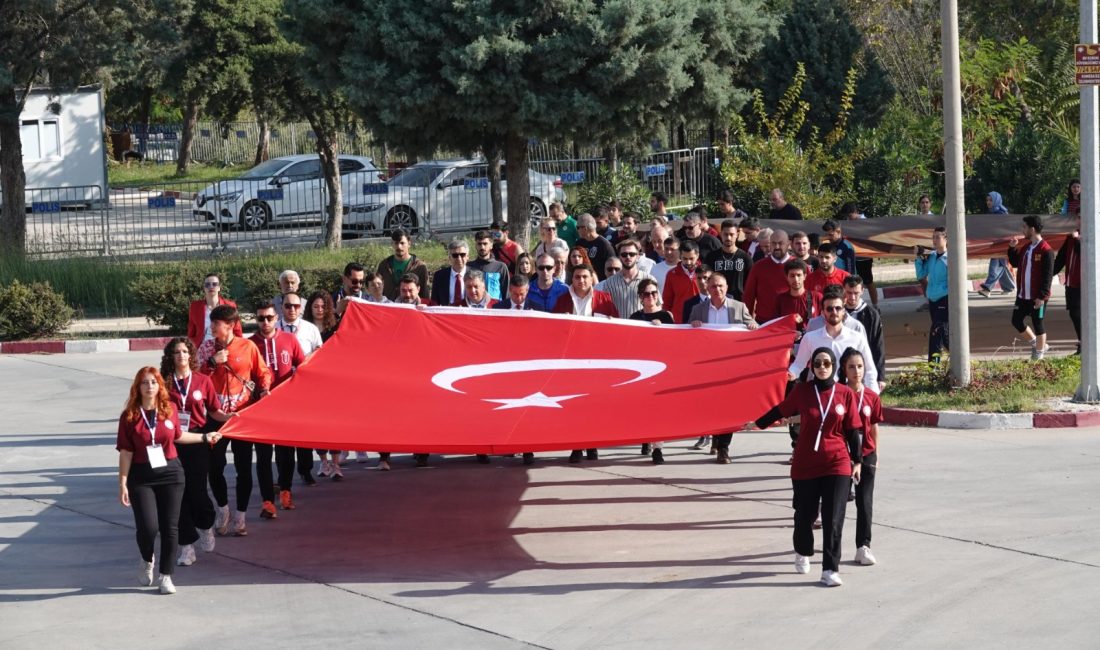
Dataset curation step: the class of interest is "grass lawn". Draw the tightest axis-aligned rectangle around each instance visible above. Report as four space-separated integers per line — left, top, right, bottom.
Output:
883 355 1081 413
109 161 252 188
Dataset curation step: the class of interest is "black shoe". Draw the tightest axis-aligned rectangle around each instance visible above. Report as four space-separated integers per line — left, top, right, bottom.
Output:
848 486 856 502
415 454 428 468
716 450 731 464
569 450 583 464
640 443 651 455
652 449 664 465
586 449 599 461
302 474 317 487
522 453 534 466
476 454 490 464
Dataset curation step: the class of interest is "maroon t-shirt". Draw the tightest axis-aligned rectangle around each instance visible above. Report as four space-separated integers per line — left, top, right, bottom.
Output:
249 330 305 388
116 405 182 464
776 382 861 480
772 290 822 330
166 371 222 432
851 385 883 457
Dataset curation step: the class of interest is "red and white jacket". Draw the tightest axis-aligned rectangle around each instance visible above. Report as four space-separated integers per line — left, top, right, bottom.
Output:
1007 239 1054 301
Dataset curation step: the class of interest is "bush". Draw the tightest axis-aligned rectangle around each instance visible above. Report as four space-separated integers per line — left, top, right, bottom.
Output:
570 165 652 218
129 264 238 333
0 280 76 340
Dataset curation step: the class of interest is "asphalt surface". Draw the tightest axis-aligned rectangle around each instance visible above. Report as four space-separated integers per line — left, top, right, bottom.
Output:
1 348 1098 648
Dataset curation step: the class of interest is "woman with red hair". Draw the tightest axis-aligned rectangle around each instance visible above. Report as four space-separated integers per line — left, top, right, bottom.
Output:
117 367 219 594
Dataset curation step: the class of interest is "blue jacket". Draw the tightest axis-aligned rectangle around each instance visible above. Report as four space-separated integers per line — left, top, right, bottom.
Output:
915 250 949 302
527 279 569 312
833 237 858 273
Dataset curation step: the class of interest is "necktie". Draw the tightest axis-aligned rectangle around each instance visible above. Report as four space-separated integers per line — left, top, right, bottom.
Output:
289 324 297 333
453 273 462 304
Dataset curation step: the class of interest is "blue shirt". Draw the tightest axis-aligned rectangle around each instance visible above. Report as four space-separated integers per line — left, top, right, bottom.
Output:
915 250 949 302
527 278 569 312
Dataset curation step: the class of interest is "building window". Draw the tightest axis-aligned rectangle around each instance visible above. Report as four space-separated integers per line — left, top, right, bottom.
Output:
21 119 61 161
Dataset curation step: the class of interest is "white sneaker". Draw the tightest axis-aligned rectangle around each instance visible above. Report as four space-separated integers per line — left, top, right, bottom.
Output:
813 515 822 529
214 505 230 536
176 544 196 566
855 546 877 566
229 511 248 537
139 559 155 586
338 451 349 464
1032 344 1050 361
794 554 811 574
198 527 216 552
317 459 333 478
821 570 843 587
355 451 369 463
378 459 391 471
159 574 176 595
331 464 344 481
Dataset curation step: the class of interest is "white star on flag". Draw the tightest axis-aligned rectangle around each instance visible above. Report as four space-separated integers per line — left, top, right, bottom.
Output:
483 392 586 410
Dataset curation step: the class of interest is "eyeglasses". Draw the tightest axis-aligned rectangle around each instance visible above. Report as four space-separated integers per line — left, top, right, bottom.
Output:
824 306 845 312
283 303 302 310
619 251 638 258
537 265 554 271
813 359 833 369
204 281 219 288
451 253 468 258
258 315 277 321
640 290 659 297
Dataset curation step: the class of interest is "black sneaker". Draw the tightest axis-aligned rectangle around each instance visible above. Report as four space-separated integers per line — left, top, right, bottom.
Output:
652 449 664 465
522 453 534 466
568 450 583 464
415 454 429 468
301 473 317 487
640 443 651 455
476 454 490 464
586 449 599 461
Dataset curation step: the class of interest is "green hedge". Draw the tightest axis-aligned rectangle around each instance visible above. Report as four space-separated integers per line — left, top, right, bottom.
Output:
0 280 75 341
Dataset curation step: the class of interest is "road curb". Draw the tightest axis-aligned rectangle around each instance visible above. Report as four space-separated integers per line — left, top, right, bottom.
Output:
883 406 1100 429
1 336 174 355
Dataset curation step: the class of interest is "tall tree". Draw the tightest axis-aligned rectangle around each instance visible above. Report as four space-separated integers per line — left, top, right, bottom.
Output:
749 0 894 144
0 0 136 256
290 0 776 241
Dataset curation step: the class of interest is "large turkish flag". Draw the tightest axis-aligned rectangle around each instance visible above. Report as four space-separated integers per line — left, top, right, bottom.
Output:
220 302 796 453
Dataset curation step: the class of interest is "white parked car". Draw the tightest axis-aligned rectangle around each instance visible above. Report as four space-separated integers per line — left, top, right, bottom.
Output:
342 159 565 235
192 154 382 230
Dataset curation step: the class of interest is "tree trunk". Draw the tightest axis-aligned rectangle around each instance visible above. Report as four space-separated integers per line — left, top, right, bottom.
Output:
503 132 531 248
317 130 342 250
602 144 618 172
254 112 270 166
0 88 27 257
139 86 153 157
176 96 200 175
485 138 503 224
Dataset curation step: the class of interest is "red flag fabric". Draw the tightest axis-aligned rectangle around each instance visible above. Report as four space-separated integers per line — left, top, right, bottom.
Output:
219 302 796 454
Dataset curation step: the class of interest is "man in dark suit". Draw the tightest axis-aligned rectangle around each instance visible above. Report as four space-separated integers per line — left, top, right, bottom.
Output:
430 238 469 307
493 275 536 311
680 266 714 323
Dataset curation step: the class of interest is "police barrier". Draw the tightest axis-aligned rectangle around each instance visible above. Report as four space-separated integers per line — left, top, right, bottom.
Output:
24 186 108 258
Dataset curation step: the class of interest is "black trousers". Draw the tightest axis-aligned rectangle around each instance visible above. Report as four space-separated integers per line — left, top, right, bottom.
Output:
855 452 877 549
232 440 274 511
207 421 230 508
276 445 314 490
713 433 732 451
1011 298 1046 335
1066 286 1082 341
127 458 185 576
928 296 949 361
792 474 851 572
176 442 214 546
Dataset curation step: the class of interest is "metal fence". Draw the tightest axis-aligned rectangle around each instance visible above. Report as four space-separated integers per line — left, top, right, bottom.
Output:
24 147 719 260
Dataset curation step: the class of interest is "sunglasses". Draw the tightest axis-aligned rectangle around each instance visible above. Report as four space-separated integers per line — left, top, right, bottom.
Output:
204 281 220 288
537 265 554 271
640 290 659 297
283 303 302 310
824 306 845 313
348 279 364 285
451 253 468 258
606 268 622 273
813 359 833 369
258 315 277 321
619 251 638 257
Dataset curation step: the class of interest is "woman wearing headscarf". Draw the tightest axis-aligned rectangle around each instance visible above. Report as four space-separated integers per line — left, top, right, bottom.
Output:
978 191 1017 297
742 347 863 587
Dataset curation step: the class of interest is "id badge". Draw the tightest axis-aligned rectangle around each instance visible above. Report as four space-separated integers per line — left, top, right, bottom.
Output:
179 412 192 432
147 445 167 469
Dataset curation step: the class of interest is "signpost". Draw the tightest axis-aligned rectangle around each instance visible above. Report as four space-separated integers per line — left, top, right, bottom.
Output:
1075 30 1100 400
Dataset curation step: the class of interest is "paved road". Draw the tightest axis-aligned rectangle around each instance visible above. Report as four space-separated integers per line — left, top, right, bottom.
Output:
1 351 1097 648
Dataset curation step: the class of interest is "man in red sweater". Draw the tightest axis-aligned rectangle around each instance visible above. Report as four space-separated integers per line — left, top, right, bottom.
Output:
742 229 791 321
1007 215 1055 360
662 240 702 323
805 242 850 297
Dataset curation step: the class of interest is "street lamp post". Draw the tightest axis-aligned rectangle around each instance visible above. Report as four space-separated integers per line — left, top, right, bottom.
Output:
1077 0 1100 402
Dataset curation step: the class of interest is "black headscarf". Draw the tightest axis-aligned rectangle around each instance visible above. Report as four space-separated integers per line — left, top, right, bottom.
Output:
809 347 836 390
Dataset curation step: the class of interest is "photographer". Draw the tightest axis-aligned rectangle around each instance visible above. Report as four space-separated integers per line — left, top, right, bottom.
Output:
914 227 949 362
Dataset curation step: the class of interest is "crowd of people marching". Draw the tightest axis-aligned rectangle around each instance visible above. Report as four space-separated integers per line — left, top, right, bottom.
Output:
118 186 1076 592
